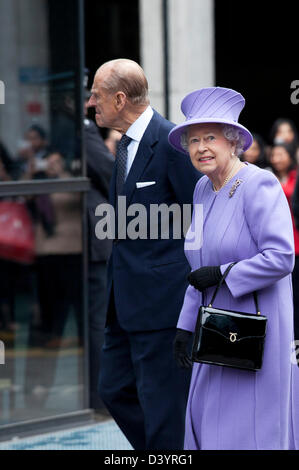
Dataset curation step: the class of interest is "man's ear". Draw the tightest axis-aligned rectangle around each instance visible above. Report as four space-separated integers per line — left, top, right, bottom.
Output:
115 92 126 110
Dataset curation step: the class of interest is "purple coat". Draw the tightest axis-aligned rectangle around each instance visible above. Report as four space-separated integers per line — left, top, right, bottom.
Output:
179 162 299 450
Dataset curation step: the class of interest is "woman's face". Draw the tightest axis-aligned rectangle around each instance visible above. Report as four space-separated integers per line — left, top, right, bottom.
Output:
243 139 260 164
46 153 64 177
275 123 295 144
187 123 235 178
270 146 292 174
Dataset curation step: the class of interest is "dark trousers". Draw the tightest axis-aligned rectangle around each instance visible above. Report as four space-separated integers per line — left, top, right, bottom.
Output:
88 261 108 409
99 309 191 450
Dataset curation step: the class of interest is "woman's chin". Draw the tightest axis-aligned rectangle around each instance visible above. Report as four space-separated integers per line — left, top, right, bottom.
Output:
195 164 215 175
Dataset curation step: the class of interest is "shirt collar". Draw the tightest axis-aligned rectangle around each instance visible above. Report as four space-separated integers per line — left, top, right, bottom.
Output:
126 106 154 143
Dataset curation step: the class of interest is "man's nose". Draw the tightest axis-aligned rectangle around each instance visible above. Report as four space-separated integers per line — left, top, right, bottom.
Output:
87 96 95 108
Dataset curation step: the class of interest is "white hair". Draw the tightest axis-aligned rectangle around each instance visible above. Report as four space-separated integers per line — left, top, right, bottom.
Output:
180 124 245 156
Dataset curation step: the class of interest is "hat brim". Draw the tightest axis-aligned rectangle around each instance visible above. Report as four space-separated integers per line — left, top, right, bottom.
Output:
168 118 253 155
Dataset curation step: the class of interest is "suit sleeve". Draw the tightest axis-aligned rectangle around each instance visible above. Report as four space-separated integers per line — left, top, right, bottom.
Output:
221 169 295 297
85 126 115 199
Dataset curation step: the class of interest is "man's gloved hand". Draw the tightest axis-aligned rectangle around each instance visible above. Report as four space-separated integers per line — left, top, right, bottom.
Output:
188 266 222 292
173 328 193 369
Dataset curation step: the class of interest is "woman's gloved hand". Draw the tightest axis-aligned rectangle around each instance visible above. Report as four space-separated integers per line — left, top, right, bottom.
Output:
188 266 222 292
173 328 193 368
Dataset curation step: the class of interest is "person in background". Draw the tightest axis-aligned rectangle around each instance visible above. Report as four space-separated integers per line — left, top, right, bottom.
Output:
26 125 50 160
270 142 299 362
33 151 82 348
242 132 269 169
269 118 299 161
88 58 200 450
18 125 51 179
0 141 30 332
24 150 82 405
84 87 114 412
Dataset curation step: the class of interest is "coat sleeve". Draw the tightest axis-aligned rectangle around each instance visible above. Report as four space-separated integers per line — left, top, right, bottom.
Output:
292 172 299 231
221 169 295 298
176 178 206 332
177 285 202 332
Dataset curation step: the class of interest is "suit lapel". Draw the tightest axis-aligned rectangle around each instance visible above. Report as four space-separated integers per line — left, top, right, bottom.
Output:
121 111 160 206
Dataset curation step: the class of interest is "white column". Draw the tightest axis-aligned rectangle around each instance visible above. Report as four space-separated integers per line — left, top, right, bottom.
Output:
139 0 165 115
139 0 214 123
169 0 215 123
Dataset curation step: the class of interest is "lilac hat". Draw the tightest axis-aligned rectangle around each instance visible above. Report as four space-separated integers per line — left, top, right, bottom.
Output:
168 87 253 155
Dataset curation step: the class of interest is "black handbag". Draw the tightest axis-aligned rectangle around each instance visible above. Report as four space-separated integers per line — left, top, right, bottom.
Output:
191 263 267 371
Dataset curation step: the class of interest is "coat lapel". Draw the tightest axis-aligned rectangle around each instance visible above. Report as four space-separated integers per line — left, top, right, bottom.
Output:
201 167 249 266
120 111 160 207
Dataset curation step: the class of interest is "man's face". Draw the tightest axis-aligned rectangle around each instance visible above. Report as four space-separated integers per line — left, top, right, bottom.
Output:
88 69 118 128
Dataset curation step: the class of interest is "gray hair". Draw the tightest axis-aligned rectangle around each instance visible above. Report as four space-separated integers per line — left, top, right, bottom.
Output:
180 124 245 156
99 59 149 106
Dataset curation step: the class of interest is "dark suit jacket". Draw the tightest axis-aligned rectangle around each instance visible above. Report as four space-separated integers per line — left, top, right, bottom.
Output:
107 109 201 332
85 119 115 262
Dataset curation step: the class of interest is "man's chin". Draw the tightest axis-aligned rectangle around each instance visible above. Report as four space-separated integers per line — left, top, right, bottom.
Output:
95 115 104 127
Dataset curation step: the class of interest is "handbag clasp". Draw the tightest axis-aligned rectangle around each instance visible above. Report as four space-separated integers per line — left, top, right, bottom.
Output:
229 332 237 343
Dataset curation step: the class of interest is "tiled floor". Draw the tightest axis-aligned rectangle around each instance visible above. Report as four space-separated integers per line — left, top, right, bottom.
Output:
0 419 133 450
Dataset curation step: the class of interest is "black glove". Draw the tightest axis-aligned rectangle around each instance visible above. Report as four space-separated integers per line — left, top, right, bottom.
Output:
188 266 222 292
173 328 192 369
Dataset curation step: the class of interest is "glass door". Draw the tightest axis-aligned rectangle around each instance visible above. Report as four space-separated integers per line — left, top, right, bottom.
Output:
0 0 89 429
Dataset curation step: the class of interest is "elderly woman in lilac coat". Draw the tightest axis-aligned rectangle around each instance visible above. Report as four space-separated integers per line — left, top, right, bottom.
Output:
168 87 299 450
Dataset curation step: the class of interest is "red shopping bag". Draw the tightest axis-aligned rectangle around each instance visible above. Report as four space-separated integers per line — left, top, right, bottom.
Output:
0 201 35 263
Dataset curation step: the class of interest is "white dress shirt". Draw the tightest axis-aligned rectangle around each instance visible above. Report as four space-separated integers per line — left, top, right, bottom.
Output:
125 106 154 177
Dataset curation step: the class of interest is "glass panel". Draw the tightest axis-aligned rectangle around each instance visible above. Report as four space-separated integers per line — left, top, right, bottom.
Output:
0 0 83 181
0 192 84 425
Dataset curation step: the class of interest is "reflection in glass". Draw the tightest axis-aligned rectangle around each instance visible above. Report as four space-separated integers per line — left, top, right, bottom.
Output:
0 0 82 181
0 192 84 425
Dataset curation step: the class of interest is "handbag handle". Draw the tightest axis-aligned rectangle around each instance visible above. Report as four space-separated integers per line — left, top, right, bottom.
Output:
208 262 261 316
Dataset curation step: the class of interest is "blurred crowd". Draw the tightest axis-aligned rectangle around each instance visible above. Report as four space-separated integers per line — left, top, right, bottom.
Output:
0 117 121 333
242 117 299 340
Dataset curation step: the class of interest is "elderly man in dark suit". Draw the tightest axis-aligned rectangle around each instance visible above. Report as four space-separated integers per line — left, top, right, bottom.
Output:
88 59 200 450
